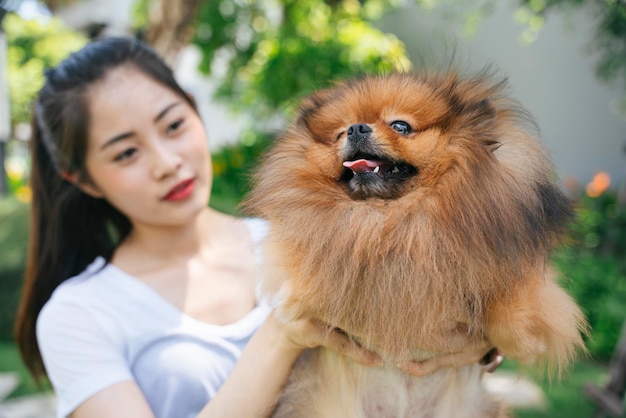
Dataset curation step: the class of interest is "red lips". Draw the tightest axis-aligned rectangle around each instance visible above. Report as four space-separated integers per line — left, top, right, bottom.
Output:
163 178 195 201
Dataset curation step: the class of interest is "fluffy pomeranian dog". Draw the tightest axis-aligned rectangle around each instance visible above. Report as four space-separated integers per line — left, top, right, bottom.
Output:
243 71 587 418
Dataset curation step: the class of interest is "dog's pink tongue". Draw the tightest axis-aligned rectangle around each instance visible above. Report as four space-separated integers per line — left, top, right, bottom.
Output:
343 159 381 173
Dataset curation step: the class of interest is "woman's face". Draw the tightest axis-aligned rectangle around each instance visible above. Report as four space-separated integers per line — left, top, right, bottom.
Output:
81 66 212 229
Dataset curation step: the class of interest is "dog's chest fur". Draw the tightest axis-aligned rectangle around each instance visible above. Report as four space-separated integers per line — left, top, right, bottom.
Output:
271 348 504 418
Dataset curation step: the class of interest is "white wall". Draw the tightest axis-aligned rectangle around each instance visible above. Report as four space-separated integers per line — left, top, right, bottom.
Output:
381 1 626 187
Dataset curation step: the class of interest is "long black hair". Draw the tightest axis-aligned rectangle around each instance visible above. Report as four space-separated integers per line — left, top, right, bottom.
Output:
14 36 197 381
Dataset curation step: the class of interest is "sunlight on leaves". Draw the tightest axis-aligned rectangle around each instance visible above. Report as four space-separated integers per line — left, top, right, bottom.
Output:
5 14 87 124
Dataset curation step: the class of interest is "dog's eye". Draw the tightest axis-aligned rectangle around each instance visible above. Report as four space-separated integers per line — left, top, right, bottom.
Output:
390 121 411 135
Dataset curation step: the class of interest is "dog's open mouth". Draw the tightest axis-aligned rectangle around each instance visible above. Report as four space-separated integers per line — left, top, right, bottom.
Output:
340 152 418 199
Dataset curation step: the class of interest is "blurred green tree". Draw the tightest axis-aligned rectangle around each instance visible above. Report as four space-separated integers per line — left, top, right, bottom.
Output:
0 14 86 338
553 189 626 360
0 198 29 340
34 0 626 119
4 13 87 126
189 0 410 123
3 0 621 363
144 0 412 211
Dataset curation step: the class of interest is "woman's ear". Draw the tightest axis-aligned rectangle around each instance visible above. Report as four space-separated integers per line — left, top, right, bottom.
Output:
60 171 105 198
77 182 105 199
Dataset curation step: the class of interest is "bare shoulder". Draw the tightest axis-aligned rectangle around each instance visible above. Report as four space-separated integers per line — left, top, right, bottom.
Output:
207 209 253 246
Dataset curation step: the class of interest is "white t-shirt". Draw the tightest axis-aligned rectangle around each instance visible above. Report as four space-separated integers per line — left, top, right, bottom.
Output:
36 218 271 418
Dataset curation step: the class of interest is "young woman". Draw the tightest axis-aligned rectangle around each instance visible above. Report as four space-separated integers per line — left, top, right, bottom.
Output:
14 37 501 418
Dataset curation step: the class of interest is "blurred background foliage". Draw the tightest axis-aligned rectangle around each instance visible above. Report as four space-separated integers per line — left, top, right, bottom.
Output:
0 0 414 340
4 13 87 125
1 0 624 364
190 0 409 116
553 188 626 360
0 198 29 343
1 0 625 414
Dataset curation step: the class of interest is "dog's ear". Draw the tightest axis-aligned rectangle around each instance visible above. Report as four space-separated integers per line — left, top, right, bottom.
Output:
295 88 339 131
460 98 501 152
466 98 496 130
482 139 502 152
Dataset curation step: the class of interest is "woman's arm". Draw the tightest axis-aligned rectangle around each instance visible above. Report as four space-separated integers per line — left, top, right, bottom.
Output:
198 312 381 417
69 311 379 418
70 312 499 418
71 382 154 418
199 313 501 417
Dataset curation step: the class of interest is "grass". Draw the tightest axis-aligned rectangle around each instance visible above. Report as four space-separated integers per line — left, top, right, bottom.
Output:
0 340 50 399
511 359 618 418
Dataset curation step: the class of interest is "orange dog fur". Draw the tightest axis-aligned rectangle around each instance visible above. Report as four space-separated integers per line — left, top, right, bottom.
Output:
244 71 587 417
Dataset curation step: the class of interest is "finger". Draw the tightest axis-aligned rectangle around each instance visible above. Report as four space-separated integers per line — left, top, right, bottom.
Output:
397 352 468 377
397 357 442 377
324 330 382 367
398 344 491 377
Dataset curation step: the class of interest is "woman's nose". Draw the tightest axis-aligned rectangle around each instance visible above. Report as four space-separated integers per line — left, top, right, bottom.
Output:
150 141 182 179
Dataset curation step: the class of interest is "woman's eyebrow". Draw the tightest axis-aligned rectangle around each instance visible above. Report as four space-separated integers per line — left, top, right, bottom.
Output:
154 101 182 123
101 131 134 151
100 101 183 151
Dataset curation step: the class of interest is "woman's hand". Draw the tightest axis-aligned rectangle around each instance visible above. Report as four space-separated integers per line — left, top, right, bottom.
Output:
275 312 503 377
278 315 383 367
397 342 503 377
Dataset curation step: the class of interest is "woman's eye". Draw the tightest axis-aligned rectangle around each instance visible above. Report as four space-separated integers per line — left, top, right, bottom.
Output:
167 119 185 134
390 121 411 135
114 148 137 162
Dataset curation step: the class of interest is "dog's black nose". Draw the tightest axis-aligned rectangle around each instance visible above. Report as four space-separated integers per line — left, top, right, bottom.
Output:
347 123 372 145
